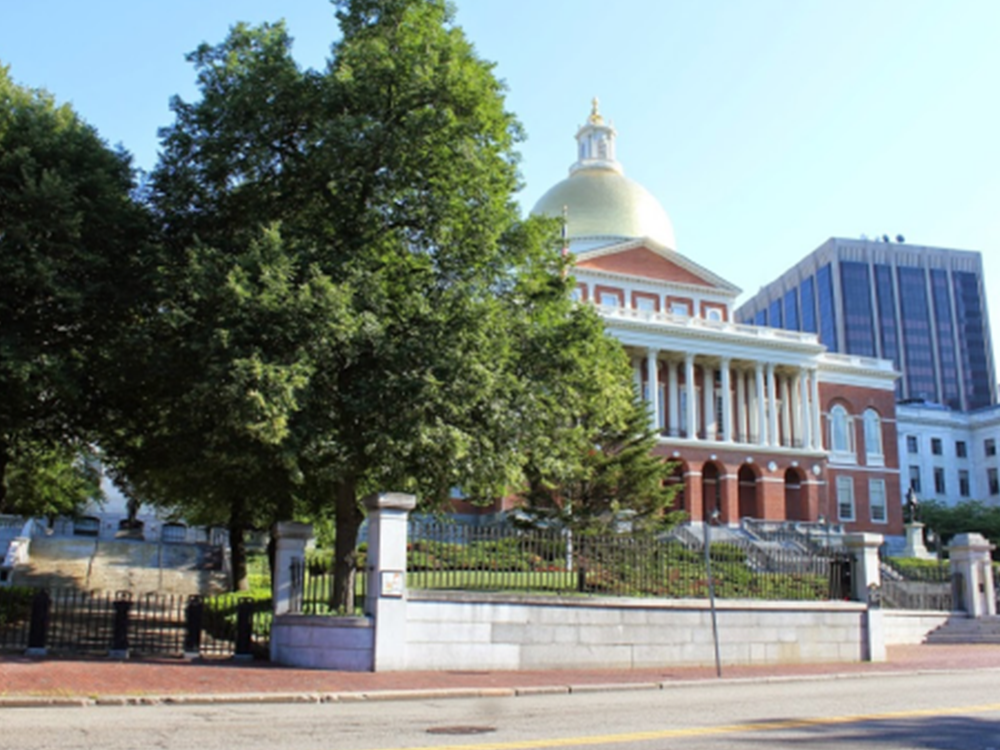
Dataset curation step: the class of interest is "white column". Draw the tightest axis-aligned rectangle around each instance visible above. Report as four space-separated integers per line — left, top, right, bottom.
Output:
685 353 697 439
810 369 822 449
780 374 792 448
766 363 779 447
667 359 679 437
632 357 642 397
798 368 811 449
703 362 716 441
755 363 767 446
646 349 660 433
720 358 733 442
271 521 314 618
736 369 748 444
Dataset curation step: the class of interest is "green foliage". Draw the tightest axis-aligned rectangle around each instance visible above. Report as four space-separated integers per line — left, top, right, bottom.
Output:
0 586 35 628
920 500 1000 558
0 64 151 510
2 440 103 517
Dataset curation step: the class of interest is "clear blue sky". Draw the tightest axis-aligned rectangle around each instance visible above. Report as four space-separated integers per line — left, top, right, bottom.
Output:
3 1 999 348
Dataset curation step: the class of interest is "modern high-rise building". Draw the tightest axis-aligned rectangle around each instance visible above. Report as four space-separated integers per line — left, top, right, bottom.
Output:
735 238 996 412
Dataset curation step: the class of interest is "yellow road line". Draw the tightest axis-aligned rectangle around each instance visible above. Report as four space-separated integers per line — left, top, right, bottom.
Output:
373 701 1000 750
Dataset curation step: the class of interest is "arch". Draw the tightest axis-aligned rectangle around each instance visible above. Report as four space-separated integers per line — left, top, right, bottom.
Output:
665 461 688 516
738 464 760 519
828 403 854 457
701 462 722 520
784 467 807 521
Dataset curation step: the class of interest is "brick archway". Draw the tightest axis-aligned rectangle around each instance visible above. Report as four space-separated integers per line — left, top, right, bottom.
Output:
738 464 760 519
784 467 807 521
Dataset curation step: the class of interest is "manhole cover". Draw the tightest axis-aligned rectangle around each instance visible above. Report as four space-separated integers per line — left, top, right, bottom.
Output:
427 726 497 736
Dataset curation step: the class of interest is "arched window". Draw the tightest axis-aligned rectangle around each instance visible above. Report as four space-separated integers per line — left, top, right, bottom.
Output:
863 408 884 466
829 404 855 461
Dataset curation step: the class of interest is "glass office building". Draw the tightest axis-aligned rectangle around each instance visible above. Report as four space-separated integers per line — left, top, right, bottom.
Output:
735 238 995 412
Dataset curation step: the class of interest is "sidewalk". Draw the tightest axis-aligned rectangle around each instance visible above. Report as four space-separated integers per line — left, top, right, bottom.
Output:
3 643 1000 708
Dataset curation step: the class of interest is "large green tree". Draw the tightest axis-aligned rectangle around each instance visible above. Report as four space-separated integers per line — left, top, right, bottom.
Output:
0 64 151 511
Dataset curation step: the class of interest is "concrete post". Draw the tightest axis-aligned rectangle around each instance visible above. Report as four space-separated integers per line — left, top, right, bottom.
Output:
949 533 997 618
844 532 885 663
272 521 313 616
364 492 417 671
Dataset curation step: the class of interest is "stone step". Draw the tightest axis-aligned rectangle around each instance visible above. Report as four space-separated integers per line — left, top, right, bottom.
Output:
924 616 1000 644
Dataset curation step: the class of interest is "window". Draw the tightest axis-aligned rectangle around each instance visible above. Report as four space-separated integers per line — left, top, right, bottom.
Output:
705 307 723 322
829 404 854 460
599 291 620 307
863 409 883 465
986 438 997 457
959 470 970 497
956 440 968 458
635 296 656 312
908 465 922 494
570 286 583 302
934 467 946 495
989 468 1000 496
869 479 887 523
906 435 918 454
836 476 855 522
670 301 691 317
931 438 943 456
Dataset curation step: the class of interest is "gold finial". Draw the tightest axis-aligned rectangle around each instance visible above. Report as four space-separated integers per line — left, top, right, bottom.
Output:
588 97 603 125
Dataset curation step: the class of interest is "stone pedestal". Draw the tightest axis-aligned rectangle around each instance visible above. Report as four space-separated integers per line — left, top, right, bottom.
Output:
949 533 997 618
844 532 886 662
902 522 933 560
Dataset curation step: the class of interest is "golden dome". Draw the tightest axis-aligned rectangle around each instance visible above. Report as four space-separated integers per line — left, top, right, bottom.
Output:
532 166 677 250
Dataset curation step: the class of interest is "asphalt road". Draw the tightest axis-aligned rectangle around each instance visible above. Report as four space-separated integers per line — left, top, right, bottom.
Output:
3 670 1000 750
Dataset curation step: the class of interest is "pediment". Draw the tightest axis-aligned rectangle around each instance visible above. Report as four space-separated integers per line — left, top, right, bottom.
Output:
574 240 740 294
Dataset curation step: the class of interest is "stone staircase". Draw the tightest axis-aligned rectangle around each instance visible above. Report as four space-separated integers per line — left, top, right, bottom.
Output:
924 615 1000 645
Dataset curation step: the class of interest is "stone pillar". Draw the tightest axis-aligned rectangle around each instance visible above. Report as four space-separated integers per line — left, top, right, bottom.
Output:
667 359 679 437
766 363 779 447
810 370 822 450
632 358 642 397
780 375 792 448
364 492 417 671
949 533 997 618
754 363 766 445
844 532 886 662
736 369 747 443
646 349 661 433
685 353 697 439
799 368 812 449
720 359 733 443
902 522 933 560
272 521 314 617
703 363 716 441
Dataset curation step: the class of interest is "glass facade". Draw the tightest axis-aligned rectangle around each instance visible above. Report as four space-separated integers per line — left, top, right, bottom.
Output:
768 299 782 328
840 262 876 356
873 264 899 368
953 271 992 409
816 264 837 351
800 277 817 333
754 309 766 326
930 269 960 409
897 266 937 401
783 288 799 331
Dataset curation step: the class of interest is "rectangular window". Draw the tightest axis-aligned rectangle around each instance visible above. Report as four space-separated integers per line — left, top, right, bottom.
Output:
840 261 876 357
986 438 997 457
869 479 887 523
908 465 921 494
959 470 970 497
956 440 968 458
989 468 1000 496
836 476 855 522
671 301 691 317
635 296 656 312
906 435 918 454
599 291 620 307
934 467 946 494
931 438 942 456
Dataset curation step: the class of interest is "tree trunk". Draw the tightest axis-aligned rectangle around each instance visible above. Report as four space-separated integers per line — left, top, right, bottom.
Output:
331 477 363 613
229 496 249 592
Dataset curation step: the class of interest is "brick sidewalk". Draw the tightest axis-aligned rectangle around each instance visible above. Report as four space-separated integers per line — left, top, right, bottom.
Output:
2 643 1000 706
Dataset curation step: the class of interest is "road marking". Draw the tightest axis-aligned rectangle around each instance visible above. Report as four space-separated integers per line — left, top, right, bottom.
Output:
372 701 1000 750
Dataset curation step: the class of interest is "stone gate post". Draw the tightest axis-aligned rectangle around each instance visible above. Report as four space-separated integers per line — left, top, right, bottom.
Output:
364 492 416 671
272 521 313 616
949 533 997 618
844 532 885 662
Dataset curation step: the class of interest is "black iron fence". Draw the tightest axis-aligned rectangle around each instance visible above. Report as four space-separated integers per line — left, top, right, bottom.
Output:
288 558 368 615
0 587 271 657
404 521 854 602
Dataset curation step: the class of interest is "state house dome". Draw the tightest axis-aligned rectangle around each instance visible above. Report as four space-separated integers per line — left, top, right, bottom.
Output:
532 99 676 251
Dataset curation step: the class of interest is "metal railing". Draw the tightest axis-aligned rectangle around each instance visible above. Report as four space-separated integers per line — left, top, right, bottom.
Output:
879 555 953 610
405 521 852 602
289 558 367 615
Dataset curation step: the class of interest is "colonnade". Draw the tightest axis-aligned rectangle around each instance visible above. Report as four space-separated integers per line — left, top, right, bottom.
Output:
633 350 823 450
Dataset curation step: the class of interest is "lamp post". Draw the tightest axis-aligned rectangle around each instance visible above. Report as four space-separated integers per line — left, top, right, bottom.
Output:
703 508 722 678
